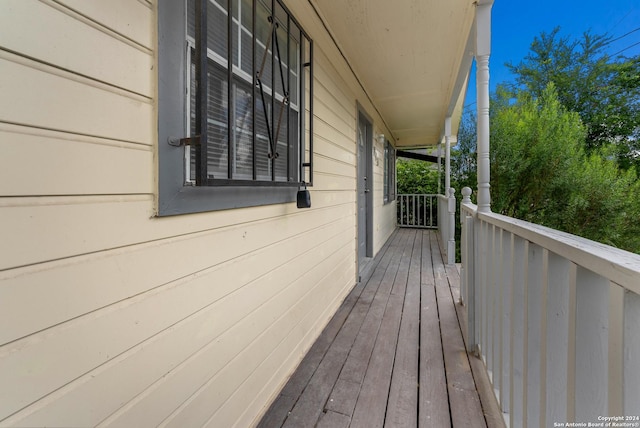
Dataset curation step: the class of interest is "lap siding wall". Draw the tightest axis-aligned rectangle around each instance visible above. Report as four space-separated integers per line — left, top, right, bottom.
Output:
0 0 397 426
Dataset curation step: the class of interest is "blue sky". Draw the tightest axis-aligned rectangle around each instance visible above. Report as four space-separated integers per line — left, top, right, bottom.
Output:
464 0 640 109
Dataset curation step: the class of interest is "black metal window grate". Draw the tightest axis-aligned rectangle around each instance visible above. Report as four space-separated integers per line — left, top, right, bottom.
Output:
186 0 313 187
384 140 396 203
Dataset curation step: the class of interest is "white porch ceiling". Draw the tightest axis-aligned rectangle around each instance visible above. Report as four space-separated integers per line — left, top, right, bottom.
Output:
312 0 476 148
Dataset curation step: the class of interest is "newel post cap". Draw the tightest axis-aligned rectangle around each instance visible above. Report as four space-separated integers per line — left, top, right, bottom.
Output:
461 187 472 203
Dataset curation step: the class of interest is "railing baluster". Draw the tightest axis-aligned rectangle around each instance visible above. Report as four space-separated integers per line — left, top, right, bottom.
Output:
490 225 498 386
510 236 526 427
460 213 467 304
574 267 608 422
430 195 434 228
608 283 624 417
539 249 549 427
423 194 426 228
545 253 573 424
526 243 544 428
465 214 476 351
567 261 577 422
481 220 489 364
624 290 640 415
405 195 408 226
483 223 492 373
494 227 503 401
404 195 407 227
412 195 416 227
500 230 512 413
489 222 495 378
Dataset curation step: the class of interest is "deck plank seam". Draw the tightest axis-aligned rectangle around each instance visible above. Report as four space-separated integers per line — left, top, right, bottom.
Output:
431 232 456 428
311 229 407 426
258 229 494 428
349 230 412 427
435 231 491 428
382 229 419 427
416 231 423 428
268 231 402 427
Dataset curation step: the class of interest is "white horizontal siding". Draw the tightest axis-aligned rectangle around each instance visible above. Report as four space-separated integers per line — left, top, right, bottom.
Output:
3 224 354 426
0 52 152 144
0 191 354 270
0 0 398 426
2 0 153 97
54 0 154 50
0 123 152 197
204 260 356 428
101 244 355 428
0 196 354 344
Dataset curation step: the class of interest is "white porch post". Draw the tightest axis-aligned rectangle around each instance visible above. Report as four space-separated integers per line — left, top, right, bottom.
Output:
445 117 452 194
476 2 492 213
447 187 456 265
445 117 455 264
437 142 442 195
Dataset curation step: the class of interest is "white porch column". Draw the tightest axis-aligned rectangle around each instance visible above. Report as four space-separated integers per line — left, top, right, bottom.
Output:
445 117 452 195
476 2 492 213
447 187 456 265
437 142 442 195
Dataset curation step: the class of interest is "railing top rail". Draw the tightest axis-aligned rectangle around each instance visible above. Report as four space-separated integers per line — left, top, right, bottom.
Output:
478 210 640 294
396 194 439 197
461 201 478 216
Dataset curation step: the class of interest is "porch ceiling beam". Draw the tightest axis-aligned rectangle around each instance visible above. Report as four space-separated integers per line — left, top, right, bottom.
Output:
396 150 439 164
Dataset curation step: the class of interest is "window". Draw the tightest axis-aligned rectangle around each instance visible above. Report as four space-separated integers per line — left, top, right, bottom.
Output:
383 140 395 204
158 0 313 215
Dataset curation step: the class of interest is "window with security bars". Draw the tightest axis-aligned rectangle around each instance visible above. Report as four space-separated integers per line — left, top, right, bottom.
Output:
185 0 313 186
383 140 396 204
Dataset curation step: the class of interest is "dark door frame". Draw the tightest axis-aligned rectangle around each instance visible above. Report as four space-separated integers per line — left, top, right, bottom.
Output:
357 104 374 271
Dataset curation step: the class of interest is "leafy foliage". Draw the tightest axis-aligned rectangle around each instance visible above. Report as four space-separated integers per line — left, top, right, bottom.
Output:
507 27 640 171
451 110 478 200
490 84 585 222
396 158 439 194
486 84 640 253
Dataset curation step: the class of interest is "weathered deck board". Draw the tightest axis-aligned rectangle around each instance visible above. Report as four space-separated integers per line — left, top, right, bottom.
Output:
384 231 421 428
350 232 415 428
278 232 405 428
419 232 451 428
448 264 507 428
258 229 497 428
431 233 487 428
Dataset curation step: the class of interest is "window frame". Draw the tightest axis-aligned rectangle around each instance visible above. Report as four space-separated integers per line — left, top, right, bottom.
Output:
383 139 396 204
157 0 313 216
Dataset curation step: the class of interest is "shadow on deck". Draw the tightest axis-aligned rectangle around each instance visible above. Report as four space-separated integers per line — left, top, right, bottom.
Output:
258 229 502 428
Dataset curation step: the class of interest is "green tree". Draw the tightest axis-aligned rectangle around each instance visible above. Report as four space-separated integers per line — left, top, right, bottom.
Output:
562 153 639 248
490 84 585 221
488 84 640 253
507 27 640 171
451 109 477 199
396 158 439 194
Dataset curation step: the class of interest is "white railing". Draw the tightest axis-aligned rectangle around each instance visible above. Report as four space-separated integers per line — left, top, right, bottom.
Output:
438 194 448 246
397 194 438 229
459 187 640 426
437 189 456 265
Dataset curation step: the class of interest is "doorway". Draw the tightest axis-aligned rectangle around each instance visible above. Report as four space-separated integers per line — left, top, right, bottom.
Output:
357 109 373 274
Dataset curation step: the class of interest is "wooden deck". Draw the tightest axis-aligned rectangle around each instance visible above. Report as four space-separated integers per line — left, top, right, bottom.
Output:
258 229 503 428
